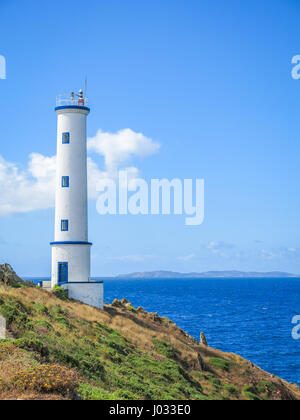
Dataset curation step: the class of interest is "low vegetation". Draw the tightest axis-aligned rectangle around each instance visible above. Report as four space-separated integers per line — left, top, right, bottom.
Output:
0 285 299 400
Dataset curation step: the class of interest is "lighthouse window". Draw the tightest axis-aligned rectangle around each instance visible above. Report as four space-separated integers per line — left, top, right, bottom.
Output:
62 176 69 188
61 220 69 231
62 132 70 144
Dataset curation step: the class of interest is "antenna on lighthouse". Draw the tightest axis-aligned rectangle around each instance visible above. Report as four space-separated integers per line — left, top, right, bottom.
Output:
84 76 88 103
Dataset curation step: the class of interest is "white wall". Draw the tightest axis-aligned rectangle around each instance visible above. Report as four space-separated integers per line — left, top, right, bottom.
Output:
51 106 92 288
0 315 6 339
54 108 89 242
62 282 104 309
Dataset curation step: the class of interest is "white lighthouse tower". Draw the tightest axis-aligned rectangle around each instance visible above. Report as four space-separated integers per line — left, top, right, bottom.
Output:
50 90 103 309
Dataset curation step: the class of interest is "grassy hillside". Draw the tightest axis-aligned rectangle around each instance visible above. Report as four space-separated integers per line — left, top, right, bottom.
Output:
0 285 299 400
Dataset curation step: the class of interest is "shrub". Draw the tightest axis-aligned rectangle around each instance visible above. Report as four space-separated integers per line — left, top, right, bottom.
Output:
209 357 233 372
15 337 50 359
26 319 53 333
152 339 180 360
9 364 80 397
210 377 221 388
243 385 262 401
244 391 261 401
49 344 106 381
113 389 139 400
55 316 70 328
0 296 31 330
33 304 49 316
53 285 69 301
77 384 113 400
257 380 275 394
0 341 21 361
223 384 239 397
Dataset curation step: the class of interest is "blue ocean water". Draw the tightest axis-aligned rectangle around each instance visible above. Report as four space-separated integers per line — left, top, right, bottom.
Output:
102 277 300 386
28 277 300 385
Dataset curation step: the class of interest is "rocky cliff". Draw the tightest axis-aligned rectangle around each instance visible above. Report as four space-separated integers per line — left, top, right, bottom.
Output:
0 264 34 288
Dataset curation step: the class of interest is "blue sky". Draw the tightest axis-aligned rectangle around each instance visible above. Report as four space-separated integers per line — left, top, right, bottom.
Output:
0 0 300 276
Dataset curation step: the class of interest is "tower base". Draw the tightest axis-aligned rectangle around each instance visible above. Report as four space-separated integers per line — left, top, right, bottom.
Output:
61 281 104 309
51 243 92 288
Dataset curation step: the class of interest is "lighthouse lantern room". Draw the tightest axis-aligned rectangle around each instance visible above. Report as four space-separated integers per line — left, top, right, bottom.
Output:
50 90 103 309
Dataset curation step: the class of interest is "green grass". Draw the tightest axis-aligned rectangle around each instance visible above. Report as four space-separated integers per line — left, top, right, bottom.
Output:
0 290 290 401
243 385 262 401
257 380 276 394
0 294 208 400
209 357 233 372
152 339 180 360
53 285 69 301
223 384 239 397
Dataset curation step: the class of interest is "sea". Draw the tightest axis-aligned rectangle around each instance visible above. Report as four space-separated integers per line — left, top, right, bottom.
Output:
25 277 300 386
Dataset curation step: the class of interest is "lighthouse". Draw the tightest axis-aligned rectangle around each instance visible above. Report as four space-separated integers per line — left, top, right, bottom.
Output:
50 90 103 309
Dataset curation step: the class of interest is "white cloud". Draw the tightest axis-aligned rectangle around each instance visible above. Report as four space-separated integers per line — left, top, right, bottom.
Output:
207 241 235 250
87 128 160 174
87 127 160 195
0 128 159 216
0 154 56 216
177 253 196 262
260 247 298 260
207 241 235 256
109 254 155 263
87 157 107 199
261 249 278 260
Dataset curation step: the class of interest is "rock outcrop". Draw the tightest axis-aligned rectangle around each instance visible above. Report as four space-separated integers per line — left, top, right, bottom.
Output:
200 332 208 346
0 264 34 288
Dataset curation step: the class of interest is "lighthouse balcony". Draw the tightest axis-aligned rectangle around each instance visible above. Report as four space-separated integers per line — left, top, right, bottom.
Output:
56 94 89 108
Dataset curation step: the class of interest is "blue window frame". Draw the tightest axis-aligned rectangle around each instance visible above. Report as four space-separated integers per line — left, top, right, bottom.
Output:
62 176 69 188
61 220 69 231
62 132 70 144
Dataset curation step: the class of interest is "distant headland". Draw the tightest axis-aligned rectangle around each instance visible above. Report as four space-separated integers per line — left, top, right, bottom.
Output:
114 270 299 279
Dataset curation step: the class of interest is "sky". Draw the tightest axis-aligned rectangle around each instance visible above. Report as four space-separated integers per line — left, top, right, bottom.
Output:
0 0 300 277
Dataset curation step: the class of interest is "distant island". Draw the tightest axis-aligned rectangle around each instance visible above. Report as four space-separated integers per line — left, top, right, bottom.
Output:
115 270 299 279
